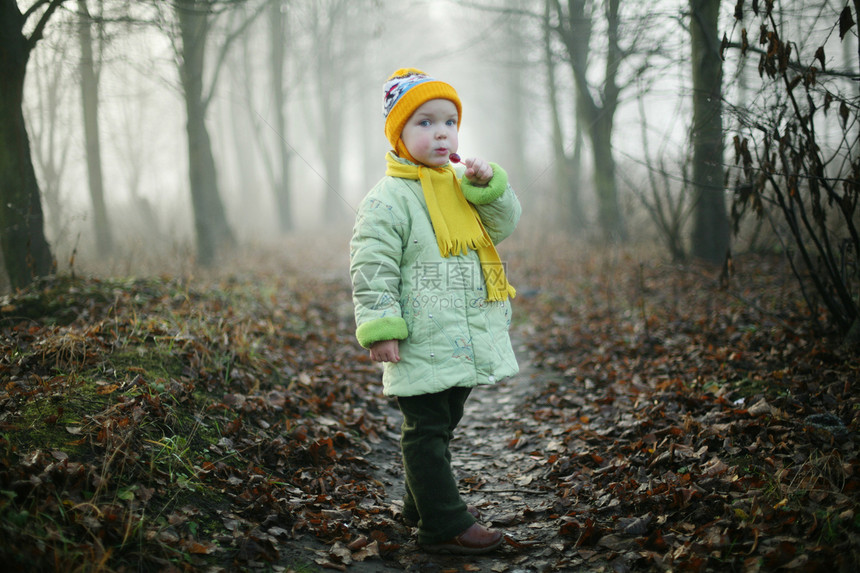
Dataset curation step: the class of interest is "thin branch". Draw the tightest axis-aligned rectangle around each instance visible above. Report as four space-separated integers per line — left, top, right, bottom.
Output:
723 41 860 80
25 0 68 50
22 0 53 21
203 0 268 110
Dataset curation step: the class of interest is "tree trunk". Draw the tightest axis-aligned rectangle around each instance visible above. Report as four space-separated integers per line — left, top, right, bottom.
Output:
590 110 623 239
544 0 584 232
176 0 235 265
230 29 263 225
78 0 112 256
320 94 344 220
689 0 730 263
269 0 293 233
314 18 345 222
0 1 55 289
555 0 626 240
502 0 528 190
28 42 67 241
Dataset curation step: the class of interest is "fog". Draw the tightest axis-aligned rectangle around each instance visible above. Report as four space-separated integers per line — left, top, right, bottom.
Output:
14 0 858 280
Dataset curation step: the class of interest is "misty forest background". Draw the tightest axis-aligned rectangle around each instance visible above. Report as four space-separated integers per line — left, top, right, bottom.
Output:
0 0 855 340
2 1 860 571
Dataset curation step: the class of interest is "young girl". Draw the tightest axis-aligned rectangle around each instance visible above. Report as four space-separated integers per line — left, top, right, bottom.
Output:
350 68 521 555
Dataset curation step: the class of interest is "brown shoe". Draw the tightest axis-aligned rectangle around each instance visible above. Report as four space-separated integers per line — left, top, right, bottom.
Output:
422 523 503 555
402 505 481 527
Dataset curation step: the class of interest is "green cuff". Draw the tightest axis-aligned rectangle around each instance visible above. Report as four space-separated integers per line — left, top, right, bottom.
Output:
356 316 409 348
461 163 508 205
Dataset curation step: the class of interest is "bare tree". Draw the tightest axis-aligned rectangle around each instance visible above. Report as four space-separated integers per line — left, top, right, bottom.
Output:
267 0 293 232
621 83 692 262
296 0 380 223
0 0 63 289
501 0 529 191
111 56 161 242
302 0 348 222
728 1 860 341
173 0 236 265
549 0 626 240
689 0 730 264
26 27 73 242
222 0 294 237
77 0 112 256
543 0 585 231
155 0 264 264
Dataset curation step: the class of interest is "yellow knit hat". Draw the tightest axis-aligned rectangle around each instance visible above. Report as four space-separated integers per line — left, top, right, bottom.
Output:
382 68 462 152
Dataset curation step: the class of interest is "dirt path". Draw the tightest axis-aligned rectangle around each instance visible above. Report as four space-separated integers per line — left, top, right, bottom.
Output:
365 339 565 572
274 327 587 573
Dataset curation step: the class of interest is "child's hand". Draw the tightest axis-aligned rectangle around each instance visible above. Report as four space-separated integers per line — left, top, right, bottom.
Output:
463 157 493 186
370 339 400 363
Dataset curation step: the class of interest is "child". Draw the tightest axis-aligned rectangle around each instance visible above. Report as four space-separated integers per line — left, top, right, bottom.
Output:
350 68 521 554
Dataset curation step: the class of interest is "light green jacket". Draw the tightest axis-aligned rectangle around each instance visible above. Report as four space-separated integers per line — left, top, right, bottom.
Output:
350 156 521 397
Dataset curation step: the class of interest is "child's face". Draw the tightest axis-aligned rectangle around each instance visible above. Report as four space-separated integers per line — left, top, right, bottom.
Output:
400 98 459 167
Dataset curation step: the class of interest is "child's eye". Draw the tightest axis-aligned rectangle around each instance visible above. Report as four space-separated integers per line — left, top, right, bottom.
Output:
446 119 457 126
419 120 431 127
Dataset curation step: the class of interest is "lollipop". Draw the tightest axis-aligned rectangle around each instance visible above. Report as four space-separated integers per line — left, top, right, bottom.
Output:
449 153 462 164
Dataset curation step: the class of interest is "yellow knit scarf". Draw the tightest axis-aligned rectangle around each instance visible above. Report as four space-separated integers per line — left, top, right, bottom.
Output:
385 153 515 301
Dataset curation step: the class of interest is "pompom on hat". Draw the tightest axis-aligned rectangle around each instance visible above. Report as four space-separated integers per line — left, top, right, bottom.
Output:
383 68 462 155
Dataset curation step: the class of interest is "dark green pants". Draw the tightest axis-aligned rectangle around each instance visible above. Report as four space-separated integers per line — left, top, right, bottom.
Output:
397 387 476 545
